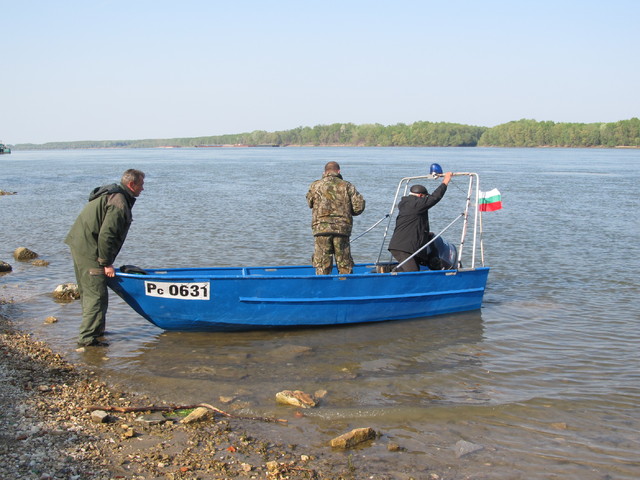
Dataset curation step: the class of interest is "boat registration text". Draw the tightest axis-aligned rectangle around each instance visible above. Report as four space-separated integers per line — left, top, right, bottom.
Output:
144 281 210 300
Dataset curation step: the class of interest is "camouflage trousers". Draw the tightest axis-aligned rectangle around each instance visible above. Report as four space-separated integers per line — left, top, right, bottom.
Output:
312 234 354 275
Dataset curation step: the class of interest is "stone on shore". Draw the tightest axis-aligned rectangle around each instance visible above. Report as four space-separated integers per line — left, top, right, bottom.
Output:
275 390 317 408
53 283 80 301
0 261 12 272
180 406 212 424
13 247 38 261
330 427 377 449
91 410 110 423
135 412 167 424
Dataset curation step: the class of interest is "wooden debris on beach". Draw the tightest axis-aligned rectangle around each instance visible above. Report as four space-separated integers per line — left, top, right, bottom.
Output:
181 406 212 424
85 402 287 424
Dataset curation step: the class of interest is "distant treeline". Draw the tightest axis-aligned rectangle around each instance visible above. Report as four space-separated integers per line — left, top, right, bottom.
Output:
12 118 640 150
478 118 640 148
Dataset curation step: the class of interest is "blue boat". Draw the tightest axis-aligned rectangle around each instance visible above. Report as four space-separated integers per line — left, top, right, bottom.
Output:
108 166 492 331
0 143 11 154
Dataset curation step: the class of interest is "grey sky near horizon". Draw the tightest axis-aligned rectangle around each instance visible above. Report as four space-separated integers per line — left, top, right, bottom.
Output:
2 0 638 145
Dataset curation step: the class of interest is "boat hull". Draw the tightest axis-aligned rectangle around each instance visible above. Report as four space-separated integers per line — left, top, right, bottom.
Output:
107 264 489 331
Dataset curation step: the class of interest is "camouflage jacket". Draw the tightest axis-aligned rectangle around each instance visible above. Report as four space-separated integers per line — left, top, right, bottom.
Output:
306 172 365 236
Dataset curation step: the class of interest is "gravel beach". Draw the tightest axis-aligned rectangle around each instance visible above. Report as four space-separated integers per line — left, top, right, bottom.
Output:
1 303 453 480
0 307 371 480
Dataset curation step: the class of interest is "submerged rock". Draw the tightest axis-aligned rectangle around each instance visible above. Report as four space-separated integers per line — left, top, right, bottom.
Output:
32 259 50 267
275 390 317 408
13 247 38 261
53 283 80 301
387 442 405 452
454 439 484 458
0 261 12 272
330 427 377 449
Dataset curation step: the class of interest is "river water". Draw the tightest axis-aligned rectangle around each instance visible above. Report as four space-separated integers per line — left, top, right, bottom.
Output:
1 147 638 479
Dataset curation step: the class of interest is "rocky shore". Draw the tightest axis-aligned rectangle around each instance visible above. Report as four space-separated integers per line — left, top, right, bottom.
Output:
1 309 356 480
0 310 357 480
1 302 459 480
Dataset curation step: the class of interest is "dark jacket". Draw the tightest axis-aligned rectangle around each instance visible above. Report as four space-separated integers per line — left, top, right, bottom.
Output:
387 183 447 254
306 172 365 236
65 183 137 266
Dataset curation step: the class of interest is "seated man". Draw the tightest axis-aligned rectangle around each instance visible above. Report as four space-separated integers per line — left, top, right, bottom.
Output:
388 172 452 272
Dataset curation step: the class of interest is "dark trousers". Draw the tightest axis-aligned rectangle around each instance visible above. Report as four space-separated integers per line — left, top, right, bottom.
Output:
389 249 419 272
71 250 108 345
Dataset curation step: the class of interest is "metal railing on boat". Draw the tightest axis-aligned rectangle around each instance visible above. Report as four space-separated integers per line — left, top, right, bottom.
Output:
374 171 485 272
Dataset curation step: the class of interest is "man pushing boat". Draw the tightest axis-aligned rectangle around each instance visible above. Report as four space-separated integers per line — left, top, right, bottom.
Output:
65 169 145 348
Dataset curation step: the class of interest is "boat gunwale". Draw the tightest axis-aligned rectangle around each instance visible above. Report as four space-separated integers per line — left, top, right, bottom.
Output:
114 265 489 281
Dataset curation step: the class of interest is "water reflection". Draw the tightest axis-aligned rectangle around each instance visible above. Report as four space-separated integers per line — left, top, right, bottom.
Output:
81 311 486 413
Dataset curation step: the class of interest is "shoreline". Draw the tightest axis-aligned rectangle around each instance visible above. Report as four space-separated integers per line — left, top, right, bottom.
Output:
0 301 454 480
7 144 640 151
0 307 357 480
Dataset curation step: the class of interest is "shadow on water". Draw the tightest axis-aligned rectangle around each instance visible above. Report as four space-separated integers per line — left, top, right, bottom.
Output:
79 311 486 412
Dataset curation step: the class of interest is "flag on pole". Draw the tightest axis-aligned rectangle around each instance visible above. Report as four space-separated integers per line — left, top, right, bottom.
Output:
479 188 502 211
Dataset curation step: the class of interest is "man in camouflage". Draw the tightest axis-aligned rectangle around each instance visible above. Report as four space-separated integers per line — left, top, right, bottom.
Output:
306 161 365 274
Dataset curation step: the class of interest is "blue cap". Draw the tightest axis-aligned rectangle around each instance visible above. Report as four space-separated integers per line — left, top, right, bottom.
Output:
430 163 443 175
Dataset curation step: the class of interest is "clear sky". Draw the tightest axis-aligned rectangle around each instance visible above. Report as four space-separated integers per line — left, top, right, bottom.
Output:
2 0 638 144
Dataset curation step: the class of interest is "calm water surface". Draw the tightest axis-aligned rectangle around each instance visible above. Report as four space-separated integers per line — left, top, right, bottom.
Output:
1 147 639 479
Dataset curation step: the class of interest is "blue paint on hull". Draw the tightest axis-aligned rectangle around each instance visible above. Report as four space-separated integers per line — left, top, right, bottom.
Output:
107 263 489 331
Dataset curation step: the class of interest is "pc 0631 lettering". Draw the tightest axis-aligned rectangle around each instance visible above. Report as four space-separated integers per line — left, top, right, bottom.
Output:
144 281 210 300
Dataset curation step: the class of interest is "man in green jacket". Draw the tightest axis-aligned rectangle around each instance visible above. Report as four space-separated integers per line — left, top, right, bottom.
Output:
306 161 365 274
65 169 145 347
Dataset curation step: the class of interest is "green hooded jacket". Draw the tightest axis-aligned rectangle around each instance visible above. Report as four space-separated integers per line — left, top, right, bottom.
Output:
64 183 137 266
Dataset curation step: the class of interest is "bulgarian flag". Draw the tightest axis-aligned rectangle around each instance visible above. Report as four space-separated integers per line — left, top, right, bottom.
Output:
479 188 502 212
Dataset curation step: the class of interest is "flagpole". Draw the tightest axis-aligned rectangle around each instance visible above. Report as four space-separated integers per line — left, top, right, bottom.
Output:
472 173 480 268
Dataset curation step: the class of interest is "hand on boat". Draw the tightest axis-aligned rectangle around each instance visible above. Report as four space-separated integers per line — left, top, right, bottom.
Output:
104 265 116 277
443 172 453 185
